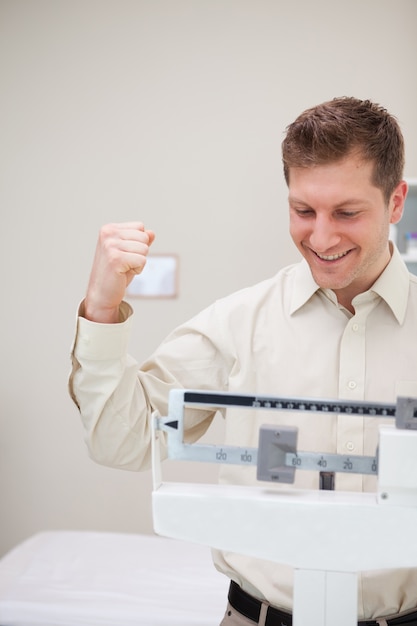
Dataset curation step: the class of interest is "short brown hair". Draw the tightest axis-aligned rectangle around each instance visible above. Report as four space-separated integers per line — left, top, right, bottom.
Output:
282 97 405 203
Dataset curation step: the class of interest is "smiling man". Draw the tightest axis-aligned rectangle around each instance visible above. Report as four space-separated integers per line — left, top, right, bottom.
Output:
284 99 408 315
288 156 406 313
70 97 417 625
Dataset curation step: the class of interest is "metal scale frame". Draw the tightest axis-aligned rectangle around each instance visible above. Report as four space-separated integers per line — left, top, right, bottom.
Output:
152 390 417 626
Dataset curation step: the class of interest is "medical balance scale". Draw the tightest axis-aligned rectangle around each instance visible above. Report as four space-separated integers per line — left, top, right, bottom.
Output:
151 390 417 626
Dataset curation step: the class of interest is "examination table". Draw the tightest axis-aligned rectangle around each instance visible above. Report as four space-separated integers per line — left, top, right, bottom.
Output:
0 530 228 625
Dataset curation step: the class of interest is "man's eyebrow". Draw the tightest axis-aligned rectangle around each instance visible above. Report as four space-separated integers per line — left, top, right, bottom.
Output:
333 199 370 208
288 196 370 208
288 196 310 205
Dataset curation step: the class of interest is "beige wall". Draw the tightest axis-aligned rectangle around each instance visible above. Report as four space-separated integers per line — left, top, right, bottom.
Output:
1 0 417 557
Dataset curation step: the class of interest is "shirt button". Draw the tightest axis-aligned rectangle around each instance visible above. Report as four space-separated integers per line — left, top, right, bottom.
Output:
346 441 355 451
352 323 359 332
348 380 357 389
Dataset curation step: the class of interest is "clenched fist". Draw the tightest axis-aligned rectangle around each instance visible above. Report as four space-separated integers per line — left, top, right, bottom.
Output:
84 222 155 323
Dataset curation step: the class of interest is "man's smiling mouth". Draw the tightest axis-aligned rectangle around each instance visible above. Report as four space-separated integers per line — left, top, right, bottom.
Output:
314 250 351 261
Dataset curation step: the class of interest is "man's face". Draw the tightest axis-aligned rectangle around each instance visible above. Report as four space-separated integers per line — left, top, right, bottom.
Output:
288 153 405 310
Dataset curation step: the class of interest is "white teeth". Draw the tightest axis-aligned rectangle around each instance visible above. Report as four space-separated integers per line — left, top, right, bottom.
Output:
316 251 349 261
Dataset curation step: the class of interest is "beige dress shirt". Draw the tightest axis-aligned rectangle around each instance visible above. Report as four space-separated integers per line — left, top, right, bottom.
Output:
70 245 417 620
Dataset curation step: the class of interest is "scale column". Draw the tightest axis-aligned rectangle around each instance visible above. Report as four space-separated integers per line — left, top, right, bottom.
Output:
293 569 357 626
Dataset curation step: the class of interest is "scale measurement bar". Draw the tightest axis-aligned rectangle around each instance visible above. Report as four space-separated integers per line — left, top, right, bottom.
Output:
183 391 396 418
167 442 259 466
167 443 378 475
286 452 378 475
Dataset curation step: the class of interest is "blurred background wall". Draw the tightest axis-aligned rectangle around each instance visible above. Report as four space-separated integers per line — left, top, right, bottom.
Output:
1 0 416 557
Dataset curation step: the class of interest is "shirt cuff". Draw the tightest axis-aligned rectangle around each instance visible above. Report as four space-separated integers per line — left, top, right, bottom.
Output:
74 300 133 360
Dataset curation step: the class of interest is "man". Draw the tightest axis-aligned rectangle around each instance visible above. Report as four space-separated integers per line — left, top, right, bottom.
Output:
70 97 417 625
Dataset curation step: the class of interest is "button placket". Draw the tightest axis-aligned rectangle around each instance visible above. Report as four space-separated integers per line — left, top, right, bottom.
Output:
337 311 369 490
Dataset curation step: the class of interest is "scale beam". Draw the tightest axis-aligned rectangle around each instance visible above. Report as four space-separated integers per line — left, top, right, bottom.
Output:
182 390 397 418
156 390 417 483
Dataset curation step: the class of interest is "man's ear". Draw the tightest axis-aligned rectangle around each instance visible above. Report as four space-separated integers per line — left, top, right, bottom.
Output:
390 180 408 225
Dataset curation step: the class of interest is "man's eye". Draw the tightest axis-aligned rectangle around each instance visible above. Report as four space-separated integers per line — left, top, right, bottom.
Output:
295 209 314 217
338 211 359 218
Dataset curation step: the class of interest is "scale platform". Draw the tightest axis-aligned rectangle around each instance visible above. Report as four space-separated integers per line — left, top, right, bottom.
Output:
151 390 417 626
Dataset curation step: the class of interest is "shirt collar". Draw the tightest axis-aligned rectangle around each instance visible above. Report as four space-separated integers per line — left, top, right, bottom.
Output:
290 244 410 323
369 244 409 324
289 259 321 314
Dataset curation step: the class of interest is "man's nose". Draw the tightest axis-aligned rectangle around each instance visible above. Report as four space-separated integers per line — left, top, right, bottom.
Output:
309 217 341 251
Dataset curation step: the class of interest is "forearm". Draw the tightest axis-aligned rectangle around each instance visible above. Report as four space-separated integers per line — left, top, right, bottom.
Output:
69 298 231 471
69 302 158 470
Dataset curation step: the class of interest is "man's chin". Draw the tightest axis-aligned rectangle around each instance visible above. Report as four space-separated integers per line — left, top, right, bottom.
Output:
309 269 352 292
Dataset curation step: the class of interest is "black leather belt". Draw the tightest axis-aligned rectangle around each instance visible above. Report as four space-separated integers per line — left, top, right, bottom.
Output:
228 581 417 626
228 581 292 626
